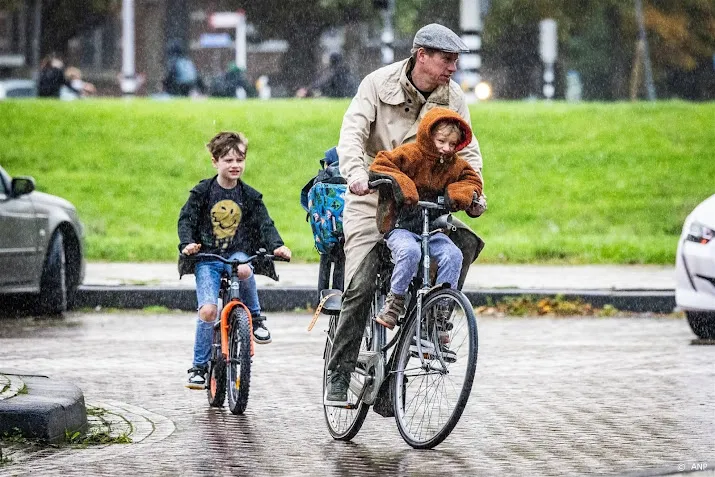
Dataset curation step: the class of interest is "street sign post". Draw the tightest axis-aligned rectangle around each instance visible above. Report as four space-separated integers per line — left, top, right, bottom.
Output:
209 10 246 70
539 19 557 100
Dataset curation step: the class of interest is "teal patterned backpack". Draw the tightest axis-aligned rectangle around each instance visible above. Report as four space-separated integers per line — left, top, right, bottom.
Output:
300 147 346 255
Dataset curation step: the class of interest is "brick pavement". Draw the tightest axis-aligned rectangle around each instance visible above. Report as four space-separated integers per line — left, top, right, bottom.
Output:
0 312 713 476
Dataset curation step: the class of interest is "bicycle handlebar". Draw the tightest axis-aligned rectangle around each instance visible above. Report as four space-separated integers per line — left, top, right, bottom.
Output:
368 179 448 211
417 200 446 211
368 178 392 189
183 251 290 264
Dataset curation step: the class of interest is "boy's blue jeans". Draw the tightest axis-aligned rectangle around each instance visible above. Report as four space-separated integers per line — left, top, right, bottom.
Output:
385 229 462 296
192 251 260 368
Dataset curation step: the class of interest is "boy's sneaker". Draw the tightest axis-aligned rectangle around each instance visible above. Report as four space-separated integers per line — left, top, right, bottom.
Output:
186 365 208 390
375 292 405 330
252 315 272 344
324 370 350 407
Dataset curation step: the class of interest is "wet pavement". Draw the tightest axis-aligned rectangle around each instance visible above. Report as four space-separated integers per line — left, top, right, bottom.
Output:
0 311 713 476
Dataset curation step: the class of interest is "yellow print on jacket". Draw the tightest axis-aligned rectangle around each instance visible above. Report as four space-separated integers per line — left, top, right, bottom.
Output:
210 199 241 250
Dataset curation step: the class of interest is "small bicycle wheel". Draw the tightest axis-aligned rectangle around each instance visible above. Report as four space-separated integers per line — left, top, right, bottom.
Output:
392 288 478 449
227 307 252 415
322 311 374 440
206 324 226 407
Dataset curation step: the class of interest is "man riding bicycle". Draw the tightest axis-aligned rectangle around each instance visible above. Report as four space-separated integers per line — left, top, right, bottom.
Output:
324 23 487 406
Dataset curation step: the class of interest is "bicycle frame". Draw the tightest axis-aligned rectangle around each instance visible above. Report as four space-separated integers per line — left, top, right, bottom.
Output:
350 197 454 402
189 251 285 361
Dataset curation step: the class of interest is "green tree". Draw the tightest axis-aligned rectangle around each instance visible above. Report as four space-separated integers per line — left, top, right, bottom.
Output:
482 0 715 100
240 0 373 91
40 0 117 57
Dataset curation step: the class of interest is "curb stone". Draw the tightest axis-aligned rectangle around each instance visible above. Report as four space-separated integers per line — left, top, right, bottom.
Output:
0 375 87 444
75 285 676 314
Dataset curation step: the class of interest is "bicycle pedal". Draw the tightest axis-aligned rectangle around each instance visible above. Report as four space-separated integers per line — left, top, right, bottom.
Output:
357 350 379 364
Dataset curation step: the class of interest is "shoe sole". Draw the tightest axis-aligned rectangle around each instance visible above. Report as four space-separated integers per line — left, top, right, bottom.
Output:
323 396 350 407
374 317 395 330
409 345 457 363
253 337 272 344
185 383 205 390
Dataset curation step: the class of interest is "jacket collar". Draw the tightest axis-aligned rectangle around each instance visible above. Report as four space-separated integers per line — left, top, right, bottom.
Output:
377 58 451 107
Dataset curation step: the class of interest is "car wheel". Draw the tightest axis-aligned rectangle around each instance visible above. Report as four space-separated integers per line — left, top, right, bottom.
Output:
38 232 67 315
686 311 715 340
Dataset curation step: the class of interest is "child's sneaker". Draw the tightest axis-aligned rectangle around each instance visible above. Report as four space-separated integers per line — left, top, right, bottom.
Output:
186 365 208 389
252 315 272 344
434 300 454 345
375 292 405 330
410 334 457 363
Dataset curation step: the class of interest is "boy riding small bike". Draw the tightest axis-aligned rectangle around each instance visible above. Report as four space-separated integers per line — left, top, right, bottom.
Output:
178 131 291 388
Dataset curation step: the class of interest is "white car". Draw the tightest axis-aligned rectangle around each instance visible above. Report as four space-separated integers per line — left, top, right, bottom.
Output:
0 79 36 100
675 194 715 339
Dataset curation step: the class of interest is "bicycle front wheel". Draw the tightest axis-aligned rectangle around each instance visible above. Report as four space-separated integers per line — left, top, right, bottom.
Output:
206 323 226 407
227 307 252 415
393 288 478 449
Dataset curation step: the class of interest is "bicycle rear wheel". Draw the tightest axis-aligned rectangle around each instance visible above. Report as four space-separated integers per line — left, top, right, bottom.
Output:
392 288 478 449
206 323 226 407
227 307 252 415
322 314 372 440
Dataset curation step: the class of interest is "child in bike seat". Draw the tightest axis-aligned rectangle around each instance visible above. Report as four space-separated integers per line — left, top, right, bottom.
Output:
178 131 291 388
368 107 483 330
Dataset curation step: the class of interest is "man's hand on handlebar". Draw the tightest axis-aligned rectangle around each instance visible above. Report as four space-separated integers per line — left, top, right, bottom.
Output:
273 245 292 261
182 243 201 255
349 179 373 196
466 193 487 218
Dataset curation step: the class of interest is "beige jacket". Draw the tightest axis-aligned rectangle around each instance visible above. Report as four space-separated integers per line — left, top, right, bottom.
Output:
337 57 483 286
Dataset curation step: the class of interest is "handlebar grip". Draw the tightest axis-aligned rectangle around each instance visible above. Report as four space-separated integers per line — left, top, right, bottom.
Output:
368 178 392 189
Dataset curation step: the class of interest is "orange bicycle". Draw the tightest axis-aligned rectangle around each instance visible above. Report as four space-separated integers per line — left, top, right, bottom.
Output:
191 250 288 414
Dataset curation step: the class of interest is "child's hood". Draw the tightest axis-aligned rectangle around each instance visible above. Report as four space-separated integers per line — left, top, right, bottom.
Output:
416 107 473 158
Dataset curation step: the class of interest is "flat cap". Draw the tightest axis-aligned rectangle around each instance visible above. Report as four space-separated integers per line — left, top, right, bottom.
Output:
413 23 469 53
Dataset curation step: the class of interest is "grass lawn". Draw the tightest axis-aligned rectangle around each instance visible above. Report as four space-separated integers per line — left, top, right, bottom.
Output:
1 99 713 264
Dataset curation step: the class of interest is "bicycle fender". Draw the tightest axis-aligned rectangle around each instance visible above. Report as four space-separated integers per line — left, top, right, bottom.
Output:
221 300 255 359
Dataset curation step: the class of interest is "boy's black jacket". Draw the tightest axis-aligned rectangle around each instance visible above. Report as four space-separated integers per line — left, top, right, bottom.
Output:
177 176 284 281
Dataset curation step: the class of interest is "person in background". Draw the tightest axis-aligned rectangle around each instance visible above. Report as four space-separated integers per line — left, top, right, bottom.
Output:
163 39 203 97
60 67 96 100
38 55 77 98
310 53 358 98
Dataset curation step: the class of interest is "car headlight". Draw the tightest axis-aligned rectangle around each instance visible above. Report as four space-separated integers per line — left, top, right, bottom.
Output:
686 221 714 244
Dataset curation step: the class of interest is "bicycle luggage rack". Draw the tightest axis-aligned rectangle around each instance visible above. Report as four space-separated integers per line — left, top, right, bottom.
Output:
318 288 342 315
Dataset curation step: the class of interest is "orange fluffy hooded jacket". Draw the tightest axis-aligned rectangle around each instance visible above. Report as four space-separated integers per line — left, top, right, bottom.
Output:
368 107 483 234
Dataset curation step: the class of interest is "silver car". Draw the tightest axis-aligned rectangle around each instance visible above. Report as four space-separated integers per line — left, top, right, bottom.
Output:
0 165 85 314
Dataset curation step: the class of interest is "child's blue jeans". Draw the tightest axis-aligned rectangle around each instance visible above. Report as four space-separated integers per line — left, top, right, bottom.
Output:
385 229 462 296
192 251 260 368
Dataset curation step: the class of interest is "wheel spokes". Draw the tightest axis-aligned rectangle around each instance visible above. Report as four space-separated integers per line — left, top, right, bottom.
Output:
395 292 476 445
